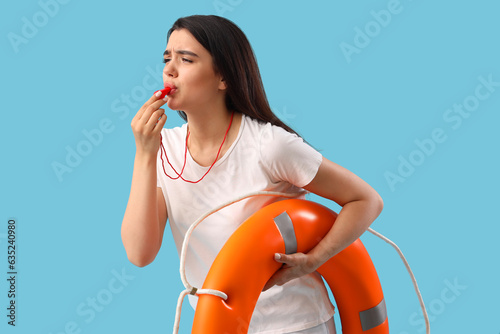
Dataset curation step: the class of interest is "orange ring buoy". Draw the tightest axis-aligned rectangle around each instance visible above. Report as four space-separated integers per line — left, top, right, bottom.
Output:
192 199 389 334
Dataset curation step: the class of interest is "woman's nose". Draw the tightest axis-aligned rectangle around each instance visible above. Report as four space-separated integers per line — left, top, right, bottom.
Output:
163 61 177 78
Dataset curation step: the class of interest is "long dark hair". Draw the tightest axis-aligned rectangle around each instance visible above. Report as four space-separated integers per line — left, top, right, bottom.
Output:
167 15 300 137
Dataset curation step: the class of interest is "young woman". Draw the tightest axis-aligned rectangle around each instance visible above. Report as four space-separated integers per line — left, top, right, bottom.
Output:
121 15 383 334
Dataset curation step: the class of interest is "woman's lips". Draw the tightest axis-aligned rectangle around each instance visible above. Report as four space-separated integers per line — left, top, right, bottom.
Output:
155 84 176 99
163 83 177 96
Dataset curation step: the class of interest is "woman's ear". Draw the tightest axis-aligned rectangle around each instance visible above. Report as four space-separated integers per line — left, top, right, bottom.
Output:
218 77 227 91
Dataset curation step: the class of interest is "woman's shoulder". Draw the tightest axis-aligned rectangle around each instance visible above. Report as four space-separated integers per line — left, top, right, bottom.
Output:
241 114 313 161
242 114 298 142
241 114 322 186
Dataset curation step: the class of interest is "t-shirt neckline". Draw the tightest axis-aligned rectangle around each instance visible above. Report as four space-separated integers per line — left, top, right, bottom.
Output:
185 114 246 170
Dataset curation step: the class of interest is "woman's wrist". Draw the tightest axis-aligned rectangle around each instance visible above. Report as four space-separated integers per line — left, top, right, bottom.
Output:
134 150 157 167
306 243 339 271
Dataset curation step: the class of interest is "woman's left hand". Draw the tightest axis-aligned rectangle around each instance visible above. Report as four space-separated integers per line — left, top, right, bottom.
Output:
262 252 319 291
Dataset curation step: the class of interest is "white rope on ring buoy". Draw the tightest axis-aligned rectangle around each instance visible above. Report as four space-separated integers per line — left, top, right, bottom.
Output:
172 191 431 334
367 228 430 334
173 191 306 334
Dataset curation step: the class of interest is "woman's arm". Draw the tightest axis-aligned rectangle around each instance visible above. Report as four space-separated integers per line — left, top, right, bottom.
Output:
121 159 168 267
263 156 383 290
121 93 169 267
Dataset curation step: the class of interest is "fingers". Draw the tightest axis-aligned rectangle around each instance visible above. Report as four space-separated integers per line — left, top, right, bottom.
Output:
155 112 168 132
262 254 295 291
262 276 277 292
263 270 282 291
274 253 286 263
138 96 169 122
274 253 299 266
263 253 316 292
131 91 169 134
134 91 168 122
146 108 167 133
130 91 170 154
276 252 318 272
262 266 294 291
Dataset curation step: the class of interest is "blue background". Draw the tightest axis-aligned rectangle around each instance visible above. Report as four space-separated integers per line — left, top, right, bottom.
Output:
1 0 499 333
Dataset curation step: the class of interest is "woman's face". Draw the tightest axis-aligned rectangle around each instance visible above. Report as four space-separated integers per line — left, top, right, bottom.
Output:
162 28 226 112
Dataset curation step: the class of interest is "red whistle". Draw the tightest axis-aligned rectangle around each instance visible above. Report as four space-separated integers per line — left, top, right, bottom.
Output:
155 86 172 99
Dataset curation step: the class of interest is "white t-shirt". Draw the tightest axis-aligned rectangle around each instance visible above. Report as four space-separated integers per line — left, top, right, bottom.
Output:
156 114 335 333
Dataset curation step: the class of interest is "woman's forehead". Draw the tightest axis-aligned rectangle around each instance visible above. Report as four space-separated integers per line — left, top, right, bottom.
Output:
165 29 206 56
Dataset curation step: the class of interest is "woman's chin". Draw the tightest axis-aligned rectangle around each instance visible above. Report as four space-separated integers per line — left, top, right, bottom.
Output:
166 100 181 111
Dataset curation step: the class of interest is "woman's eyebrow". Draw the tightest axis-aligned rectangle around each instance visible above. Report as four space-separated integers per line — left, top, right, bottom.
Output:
163 49 200 57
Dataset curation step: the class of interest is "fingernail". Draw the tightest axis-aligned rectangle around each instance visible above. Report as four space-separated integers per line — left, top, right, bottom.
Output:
155 90 162 97
274 253 281 261
163 96 169 101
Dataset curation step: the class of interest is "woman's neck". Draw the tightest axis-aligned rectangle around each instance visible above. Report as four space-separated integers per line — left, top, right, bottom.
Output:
184 104 242 166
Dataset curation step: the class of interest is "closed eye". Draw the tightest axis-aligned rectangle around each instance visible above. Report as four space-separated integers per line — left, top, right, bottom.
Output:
162 58 193 64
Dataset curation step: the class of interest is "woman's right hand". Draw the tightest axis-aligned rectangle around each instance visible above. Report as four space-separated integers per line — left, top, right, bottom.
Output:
123 91 170 267
130 92 168 156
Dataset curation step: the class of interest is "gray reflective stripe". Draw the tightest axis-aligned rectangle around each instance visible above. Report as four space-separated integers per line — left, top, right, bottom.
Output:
273 211 297 254
359 298 387 331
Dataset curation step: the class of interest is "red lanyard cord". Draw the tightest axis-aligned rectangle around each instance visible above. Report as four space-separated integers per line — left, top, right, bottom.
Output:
159 111 234 184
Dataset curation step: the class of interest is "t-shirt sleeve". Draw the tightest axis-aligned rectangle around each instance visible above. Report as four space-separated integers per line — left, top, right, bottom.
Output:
259 123 323 188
